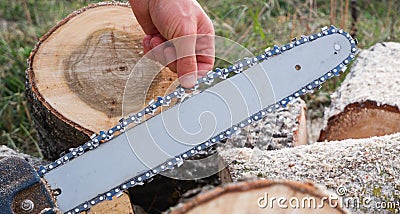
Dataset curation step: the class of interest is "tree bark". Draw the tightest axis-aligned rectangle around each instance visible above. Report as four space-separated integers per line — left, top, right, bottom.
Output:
25 2 177 161
169 180 349 214
226 98 308 149
319 42 400 142
218 133 400 213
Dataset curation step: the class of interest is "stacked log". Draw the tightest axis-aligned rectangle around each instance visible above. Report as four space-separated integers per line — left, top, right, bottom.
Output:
24 2 313 213
23 0 400 212
217 133 400 213
319 42 400 141
25 2 177 161
170 180 349 214
25 3 178 213
214 42 400 213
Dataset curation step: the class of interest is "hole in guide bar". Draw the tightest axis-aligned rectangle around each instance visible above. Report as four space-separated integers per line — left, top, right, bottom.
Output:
295 64 302 71
52 188 62 196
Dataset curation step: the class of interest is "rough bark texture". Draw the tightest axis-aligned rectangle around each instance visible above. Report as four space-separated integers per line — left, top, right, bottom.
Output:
25 2 177 161
319 42 400 141
226 98 308 150
218 133 400 213
170 180 349 214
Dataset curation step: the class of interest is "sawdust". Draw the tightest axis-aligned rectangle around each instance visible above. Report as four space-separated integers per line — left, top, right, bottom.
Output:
324 42 400 125
219 133 400 213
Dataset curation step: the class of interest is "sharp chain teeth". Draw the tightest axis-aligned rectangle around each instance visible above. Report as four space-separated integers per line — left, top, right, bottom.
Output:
37 26 356 213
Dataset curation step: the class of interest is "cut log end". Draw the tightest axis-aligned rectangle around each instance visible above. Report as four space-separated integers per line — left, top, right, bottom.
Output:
64 28 143 118
170 180 348 214
26 2 176 160
319 100 400 141
319 42 400 142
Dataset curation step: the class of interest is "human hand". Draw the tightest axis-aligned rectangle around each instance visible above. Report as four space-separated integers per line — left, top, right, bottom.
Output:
130 0 215 88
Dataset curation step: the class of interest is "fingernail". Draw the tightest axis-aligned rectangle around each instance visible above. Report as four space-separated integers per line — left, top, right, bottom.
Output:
179 73 197 88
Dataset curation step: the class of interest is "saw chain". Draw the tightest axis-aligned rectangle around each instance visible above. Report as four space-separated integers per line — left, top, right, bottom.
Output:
37 26 357 214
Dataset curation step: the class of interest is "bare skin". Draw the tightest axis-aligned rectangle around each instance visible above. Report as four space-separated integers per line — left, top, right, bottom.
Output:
129 0 215 88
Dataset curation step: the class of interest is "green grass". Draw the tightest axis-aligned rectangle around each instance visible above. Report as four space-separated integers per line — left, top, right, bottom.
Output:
0 0 399 158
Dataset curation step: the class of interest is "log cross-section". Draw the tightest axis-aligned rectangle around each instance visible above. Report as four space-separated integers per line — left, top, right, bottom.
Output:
26 2 177 160
170 180 349 214
319 42 400 141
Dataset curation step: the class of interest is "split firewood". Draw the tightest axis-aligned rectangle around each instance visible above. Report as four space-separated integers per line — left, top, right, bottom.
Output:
319 42 400 141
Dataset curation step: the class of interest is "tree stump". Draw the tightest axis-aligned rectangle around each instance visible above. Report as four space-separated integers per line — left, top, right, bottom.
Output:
170 180 349 214
319 42 400 141
25 2 177 160
26 3 178 213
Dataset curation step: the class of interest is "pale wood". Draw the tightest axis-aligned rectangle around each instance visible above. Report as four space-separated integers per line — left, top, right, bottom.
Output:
26 2 177 160
170 180 348 214
319 42 400 141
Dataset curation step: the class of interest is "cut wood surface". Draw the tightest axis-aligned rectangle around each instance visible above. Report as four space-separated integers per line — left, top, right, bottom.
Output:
227 98 308 150
170 180 349 214
218 133 400 213
26 2 177 160
319 42 400 141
